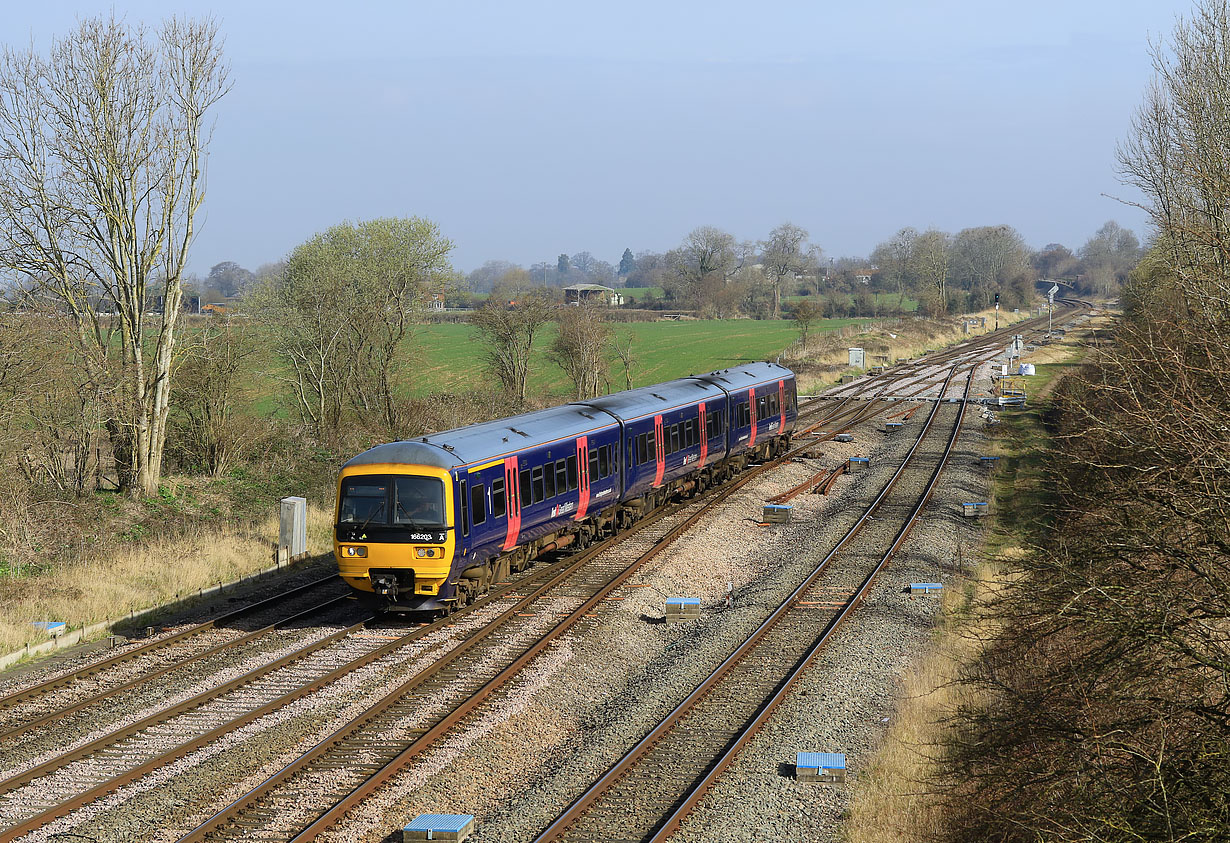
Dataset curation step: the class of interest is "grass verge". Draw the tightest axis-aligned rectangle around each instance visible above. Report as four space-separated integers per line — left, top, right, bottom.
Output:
842 313 1111 841
0 504 333 656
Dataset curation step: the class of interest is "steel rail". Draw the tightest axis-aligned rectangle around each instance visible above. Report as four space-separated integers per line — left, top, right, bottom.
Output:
0 515 684 843
182 448 794 843
0 587 358 743
648 369 975 842
4 427 814 842
0 574 342 711
533 365 965 843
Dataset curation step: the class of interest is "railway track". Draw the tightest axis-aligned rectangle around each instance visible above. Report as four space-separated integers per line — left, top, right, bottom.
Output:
0 311 1083 842
0 574 347 722
533 366 973 843
0 414 846 843
171 428 858 843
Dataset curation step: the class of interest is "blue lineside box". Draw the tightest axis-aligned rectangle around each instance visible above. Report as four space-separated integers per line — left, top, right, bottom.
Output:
979 456 1000 471
403 814 474 842
665 596 701 623
796 752 846 783
762 503 792 524
962 502 990 517
848 456 869 472
884 421 904 433
31 622 67 637
910 583 943 596
834 433 854 443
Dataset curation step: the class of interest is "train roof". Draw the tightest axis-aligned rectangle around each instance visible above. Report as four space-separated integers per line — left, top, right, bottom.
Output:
579 377 725 423
342 362 796 472
694 360 794 392
343 403 618 471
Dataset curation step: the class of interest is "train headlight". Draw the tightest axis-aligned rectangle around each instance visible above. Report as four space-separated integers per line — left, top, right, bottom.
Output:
416 547 429 558
343 546 367 558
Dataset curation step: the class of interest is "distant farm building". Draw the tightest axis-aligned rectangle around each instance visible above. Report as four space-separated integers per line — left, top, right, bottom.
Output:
564 283 624 306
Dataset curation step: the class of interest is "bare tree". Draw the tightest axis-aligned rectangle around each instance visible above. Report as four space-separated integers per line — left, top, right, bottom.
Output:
471 286 555 405
0 15 230 496
252 217 454 436
167 317 263 476
761 223 818 319
1119 0 1230 315
871 226 919 305
792 299 822 344
549 302 612 399
611 331 636 391
663 226 745 315
951 225 1031 308
911 228 953 314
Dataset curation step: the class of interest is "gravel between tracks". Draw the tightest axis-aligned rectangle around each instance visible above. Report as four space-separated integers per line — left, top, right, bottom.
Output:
298 407 985 843
9 398 994 843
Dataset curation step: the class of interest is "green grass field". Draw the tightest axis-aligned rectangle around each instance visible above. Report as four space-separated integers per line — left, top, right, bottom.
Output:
409 318 865 398
243 316 864 415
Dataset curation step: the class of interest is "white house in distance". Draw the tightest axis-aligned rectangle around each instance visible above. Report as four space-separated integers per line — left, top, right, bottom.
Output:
564 283 625 306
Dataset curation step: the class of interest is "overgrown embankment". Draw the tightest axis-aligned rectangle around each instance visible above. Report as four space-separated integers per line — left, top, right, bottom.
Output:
843 315 1099 843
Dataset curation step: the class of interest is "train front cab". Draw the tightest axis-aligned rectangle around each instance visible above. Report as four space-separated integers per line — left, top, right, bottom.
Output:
334 462 457 611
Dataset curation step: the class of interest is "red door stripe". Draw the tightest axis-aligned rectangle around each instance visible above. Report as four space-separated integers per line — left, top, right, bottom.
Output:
747 388 757 447
575 436 590 520
653 415 665 487
502 456 520 550
778 379 786 433
699 402 708 466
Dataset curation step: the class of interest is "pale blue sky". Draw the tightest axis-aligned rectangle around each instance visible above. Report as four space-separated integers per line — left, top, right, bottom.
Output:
4 1 1196 274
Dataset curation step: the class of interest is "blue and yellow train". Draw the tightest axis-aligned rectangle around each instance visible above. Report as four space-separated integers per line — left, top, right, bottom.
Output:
335 361 797 612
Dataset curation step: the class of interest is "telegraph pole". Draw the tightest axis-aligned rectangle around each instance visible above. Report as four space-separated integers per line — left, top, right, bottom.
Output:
994 292 1000 331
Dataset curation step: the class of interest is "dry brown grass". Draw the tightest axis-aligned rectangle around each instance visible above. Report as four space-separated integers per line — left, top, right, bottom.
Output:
0 503 333 655
844 559 1004 843
787 307 1034 395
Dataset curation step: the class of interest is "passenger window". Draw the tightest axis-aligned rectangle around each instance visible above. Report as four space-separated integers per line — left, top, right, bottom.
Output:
588 449 599 482
671 425 681 454
470 483 485 525
636 433 647 465
492 478 506 518
532 466 545 503
599 445 610 478
460 479 469 537
555 460 568 494
544 464 556 498
520 468 532 507
566 454 578 490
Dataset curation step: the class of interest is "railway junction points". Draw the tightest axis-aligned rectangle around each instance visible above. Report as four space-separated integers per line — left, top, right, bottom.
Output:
0 305 1099 843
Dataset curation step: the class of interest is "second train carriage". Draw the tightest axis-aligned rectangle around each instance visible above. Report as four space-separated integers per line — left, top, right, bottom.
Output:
335 361 798 612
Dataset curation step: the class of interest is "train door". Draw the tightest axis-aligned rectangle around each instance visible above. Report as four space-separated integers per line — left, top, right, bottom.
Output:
699 402 708 466
576 436 590 519
653 414 665 486
502 456 521 550
747 387 757 447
